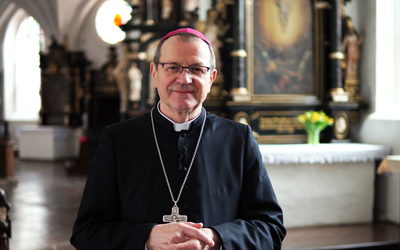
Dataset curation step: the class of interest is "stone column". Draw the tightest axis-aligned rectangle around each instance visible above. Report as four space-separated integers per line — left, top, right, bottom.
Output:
329 0 348 101
145 0 155 25
229 0 250 101
137 51 148 111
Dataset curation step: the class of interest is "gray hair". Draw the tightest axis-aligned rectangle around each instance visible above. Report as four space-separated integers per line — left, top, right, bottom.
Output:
153 33 216 70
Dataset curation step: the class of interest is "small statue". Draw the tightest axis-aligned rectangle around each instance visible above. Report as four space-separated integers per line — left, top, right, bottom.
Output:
342 16 364 101
128 62 142 102
161 0 173 20
342 16 363 83
184 0 199 25
185 0 198 12
202 9 229 81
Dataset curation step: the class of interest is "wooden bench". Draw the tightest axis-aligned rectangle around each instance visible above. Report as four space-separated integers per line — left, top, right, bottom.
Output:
0 189 10 250
282 223 400 250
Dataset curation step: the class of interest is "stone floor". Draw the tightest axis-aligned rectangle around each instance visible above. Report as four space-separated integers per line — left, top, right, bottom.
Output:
0 159 86 250
0 158 399 250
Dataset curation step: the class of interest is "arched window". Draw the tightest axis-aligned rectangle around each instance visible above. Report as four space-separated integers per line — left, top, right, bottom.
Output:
4 12 44 121
95 0 132 44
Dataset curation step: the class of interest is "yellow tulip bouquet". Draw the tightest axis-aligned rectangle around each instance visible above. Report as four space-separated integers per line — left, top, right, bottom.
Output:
297 110 334 145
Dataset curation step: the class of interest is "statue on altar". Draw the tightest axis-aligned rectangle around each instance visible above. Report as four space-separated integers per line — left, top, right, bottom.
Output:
202 9 229 81
342 16 364 101
202 9 229 100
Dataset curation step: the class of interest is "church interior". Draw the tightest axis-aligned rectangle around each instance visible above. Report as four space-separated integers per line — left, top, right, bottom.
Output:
0 0 399 249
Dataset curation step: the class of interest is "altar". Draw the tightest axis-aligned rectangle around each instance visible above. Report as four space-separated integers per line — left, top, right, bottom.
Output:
260 143 391 228
17 125 81 161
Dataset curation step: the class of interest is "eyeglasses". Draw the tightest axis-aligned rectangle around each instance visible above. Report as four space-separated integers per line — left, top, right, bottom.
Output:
156 62 211 77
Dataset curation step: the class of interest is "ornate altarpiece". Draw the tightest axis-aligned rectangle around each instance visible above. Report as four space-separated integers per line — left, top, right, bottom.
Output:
112 0 363 144
39 38 90 127
39 0 364 146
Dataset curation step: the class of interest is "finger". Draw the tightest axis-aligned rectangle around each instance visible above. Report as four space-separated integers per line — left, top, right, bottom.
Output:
181 226 215 247
173 239 206 250
185 222 203 229
160 239 203 250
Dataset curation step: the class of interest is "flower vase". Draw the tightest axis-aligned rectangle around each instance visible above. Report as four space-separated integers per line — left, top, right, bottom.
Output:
307 130 320 146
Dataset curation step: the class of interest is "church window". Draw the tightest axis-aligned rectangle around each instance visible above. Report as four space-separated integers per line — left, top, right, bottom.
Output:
95 0 132 44
4 13 44 121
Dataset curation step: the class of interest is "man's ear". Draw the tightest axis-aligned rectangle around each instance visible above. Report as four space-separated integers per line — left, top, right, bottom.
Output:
207 69 217 93
150 62 158 88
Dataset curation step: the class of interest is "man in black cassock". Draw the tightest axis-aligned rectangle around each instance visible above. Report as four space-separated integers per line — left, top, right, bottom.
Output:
71 28 286 249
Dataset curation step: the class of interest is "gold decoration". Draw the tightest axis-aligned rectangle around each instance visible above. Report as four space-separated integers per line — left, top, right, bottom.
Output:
350 110 360 125
344 81 362 101
137 52 147 60
333 111 349 140
230 88 251 102
259 116 304 134
230 87 249 95
233 112 250 125
329 51 345 60
230 50 248 57
145 19 155 25
330 87 350 102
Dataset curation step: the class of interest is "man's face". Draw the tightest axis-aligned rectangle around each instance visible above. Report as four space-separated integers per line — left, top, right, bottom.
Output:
150 36 217 118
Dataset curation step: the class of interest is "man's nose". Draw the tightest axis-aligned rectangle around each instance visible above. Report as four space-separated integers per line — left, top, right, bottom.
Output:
177 68 192 84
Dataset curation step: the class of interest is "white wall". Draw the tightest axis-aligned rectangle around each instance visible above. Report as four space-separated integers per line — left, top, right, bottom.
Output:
345 0 400 225
346 0 400 154
63 0 116 69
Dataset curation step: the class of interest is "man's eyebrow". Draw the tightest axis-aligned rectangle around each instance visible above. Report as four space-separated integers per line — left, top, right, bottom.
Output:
162 62 206 66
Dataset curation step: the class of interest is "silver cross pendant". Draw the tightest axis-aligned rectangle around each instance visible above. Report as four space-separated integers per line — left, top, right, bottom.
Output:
163 204 188 223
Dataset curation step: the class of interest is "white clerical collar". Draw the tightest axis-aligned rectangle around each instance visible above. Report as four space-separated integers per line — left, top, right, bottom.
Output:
157 103 200 132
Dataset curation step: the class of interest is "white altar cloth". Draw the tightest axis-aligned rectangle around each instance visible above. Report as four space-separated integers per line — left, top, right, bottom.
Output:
259 143 391 165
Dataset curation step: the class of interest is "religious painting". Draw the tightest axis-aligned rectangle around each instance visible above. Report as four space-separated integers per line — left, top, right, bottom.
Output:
246 0 322 102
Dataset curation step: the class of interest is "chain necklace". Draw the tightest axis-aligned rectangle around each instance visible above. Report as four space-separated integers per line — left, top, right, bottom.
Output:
150 107 206 223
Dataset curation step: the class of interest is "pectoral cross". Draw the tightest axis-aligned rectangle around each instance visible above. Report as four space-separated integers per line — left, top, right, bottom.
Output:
163 204 187 223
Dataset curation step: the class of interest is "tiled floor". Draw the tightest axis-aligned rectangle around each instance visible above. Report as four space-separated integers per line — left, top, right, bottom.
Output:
0 158 399 250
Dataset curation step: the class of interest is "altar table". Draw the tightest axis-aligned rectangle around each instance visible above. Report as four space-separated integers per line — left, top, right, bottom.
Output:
259 143 390 228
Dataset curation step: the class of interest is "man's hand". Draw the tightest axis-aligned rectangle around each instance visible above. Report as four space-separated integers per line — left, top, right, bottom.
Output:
199 228 221 250
146 222 215 250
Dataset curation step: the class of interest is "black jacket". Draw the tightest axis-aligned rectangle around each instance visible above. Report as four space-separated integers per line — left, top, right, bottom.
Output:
71 108 286 249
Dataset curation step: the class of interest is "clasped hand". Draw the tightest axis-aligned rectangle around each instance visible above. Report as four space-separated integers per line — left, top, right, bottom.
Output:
146 222 221 250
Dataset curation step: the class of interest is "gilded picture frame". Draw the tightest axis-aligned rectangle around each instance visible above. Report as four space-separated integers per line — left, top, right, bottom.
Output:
246 0 323 104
